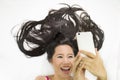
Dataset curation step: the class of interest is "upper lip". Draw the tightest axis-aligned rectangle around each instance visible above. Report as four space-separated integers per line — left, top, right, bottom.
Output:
60 66 71 71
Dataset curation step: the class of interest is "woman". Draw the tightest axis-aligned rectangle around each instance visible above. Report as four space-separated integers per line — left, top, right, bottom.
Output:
35 38 107 80
13 4 106 80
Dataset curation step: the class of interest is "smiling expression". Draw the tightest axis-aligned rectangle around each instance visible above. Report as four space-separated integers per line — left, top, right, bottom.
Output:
51 44 75 78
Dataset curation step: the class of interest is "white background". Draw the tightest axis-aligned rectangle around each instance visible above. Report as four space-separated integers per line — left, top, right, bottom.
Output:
0 0 120 80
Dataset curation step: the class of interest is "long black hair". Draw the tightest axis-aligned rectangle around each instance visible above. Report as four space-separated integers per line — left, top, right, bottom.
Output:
46 34 78 61
14 4 104 57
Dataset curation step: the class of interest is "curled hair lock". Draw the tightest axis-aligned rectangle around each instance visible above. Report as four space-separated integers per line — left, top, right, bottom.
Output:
15 4 104 57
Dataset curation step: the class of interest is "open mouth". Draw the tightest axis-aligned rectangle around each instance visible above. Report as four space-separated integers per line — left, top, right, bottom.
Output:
60 67 71 74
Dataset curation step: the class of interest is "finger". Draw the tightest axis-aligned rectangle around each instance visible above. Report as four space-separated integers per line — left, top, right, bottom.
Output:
80 50 96 58
74 51 83 66
83 61 92 71
83 58 96 72
74 51 81 61
74 56 82 69
73 55 82 72
82 57 93 63
78 63 85 71
81 57 92 67
84 63 95 75
76 60 85 71
84 64 90 71
78 61 84 67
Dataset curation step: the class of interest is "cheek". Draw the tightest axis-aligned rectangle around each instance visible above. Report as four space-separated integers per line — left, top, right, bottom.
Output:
70 58 75 65
52 58 62 67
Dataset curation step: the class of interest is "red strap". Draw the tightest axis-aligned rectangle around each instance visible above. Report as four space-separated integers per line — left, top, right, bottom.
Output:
46 76 50 80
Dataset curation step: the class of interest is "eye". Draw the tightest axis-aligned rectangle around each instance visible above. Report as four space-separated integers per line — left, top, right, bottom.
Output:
68 55 74 58
57 56 63 58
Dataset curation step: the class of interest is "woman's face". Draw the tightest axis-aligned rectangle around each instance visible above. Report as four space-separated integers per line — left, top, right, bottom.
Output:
51 44 75 78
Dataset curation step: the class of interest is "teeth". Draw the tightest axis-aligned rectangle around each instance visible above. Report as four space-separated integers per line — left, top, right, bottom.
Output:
62 68 69 70
61 67 70 71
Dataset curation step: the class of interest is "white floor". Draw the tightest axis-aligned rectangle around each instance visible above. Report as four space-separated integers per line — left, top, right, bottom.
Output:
0 0 120 80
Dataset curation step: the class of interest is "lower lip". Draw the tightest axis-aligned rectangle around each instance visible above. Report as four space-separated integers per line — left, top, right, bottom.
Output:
61 69 70 74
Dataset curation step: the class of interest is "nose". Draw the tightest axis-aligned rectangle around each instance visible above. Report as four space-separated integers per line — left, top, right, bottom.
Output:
63 57 70 64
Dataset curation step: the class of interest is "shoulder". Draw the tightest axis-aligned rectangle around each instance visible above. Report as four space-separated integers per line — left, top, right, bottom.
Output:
35 75 53 80
35 76 45 80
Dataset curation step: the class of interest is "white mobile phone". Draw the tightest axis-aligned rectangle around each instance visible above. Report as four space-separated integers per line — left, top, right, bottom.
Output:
76 32 95 56
76 32 96 79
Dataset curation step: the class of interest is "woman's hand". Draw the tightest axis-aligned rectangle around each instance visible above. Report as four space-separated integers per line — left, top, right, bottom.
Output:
80 49 107 80
72 51 86 80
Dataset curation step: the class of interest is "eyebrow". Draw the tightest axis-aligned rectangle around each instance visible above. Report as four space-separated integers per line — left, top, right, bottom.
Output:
56 54 63 56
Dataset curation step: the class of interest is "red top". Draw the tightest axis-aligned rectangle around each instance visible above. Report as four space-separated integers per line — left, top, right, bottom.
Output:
46 76 50 80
